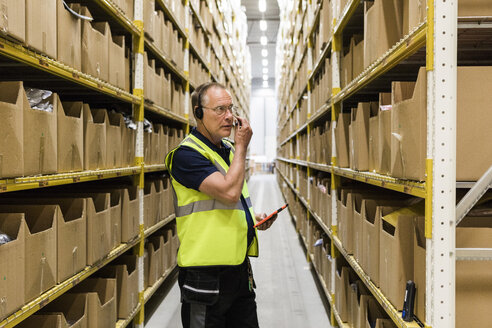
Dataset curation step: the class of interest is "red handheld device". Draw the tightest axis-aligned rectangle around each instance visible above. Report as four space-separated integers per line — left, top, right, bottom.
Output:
253 204 288 228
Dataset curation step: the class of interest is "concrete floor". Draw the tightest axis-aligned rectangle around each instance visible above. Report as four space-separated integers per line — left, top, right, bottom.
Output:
145 173 331 328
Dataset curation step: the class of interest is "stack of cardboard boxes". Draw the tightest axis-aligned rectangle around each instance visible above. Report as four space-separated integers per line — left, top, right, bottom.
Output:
334 66 492 182
0 82 136 179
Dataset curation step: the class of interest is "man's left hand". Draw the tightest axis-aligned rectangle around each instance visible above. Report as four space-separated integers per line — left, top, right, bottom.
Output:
255 213 277 231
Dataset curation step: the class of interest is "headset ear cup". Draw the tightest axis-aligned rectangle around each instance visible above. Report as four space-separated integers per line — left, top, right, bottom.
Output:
195 107 203 120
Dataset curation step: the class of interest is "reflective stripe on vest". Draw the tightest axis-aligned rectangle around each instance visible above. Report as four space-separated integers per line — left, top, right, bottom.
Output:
165 134 259 267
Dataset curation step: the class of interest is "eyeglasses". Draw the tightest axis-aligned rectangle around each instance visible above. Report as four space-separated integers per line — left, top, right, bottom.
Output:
202 104 239 116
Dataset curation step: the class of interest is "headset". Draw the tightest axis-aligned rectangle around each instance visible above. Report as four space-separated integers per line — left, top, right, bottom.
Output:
194 88 204 120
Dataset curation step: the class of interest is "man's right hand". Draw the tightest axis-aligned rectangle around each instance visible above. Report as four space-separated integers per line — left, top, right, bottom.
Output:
234 116 253 151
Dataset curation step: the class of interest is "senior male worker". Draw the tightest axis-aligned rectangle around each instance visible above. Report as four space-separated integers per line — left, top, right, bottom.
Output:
165 82 277 328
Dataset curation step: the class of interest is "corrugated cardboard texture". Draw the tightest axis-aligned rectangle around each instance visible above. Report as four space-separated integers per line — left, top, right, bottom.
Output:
24 91 58 176
0 81 24 178
41 293 88 328
0 205 57 302
57 1 81 71
83 105 107 170
363 0 403 69
109 34 126 90
0 0 25 42
0 213 26 321
26 0 57 58
81 7 109 81
70 278 116 328
58 101 84 173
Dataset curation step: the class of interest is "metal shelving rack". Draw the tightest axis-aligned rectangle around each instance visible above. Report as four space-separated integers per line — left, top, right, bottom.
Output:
276 0 467 327
0 0 250 327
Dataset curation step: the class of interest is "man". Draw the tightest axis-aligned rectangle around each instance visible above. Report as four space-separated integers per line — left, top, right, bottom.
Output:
165 82 276 328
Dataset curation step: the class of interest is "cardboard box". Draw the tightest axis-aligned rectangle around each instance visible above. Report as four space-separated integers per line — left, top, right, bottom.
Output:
58 101 84 173
26 0 57 58
361 200 411 287
124 47 131 92
0 213 26 321
413 215 426 323
84 193 112 265
144 129 151 164
390 68 425 180
38 293 88 328
335 257 352 322
349 280 370 328
162 72 172 110
107 190 122 248
335 112 351 168
153 10 163 53
363 297 388 328
0 205 57 302
319 0 332 49
351 35 364 80
122 122 135 167
144 180 156 228
391 66 492 181
81 7 109 81
150 124 163 164
379 202 424 309
153 179 163 221
403 0 425 36
161 126 169 160
83 106 107 170
0 0 25 42
24 90 58 176
147 236 163 287
341 46 352 89
458 0 492 16
98 255 138 319
57 1 81 71
369 114 378 172
70 278 117 328
374 319 397 328
143 0 155 40
363 0 403 68
106 111 123 169
121 186 139 243
109 34 126 90
350 102 377 171
0 81 25 178
377 93 392 175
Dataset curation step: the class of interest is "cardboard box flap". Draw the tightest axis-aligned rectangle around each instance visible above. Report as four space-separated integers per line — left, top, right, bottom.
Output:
365 297 387 326
0 212 25 240
60 101 83 119
71 278 116 307
16 314 66 328
0 204 57 234
381 201 425 228
392 81 417 104
43 293 88 327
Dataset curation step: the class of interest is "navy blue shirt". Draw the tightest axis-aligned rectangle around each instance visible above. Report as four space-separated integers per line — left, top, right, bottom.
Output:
171 128 255 249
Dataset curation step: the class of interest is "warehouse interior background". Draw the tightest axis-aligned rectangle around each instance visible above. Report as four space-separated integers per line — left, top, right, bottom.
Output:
0 0 491 327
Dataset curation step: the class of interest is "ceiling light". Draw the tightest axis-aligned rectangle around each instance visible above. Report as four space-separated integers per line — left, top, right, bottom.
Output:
262 67 268 74
262 59 268 66
261 49 268 57
263 75 268 81
258 0 266 13
263 80 269 88
259 20 267 31
260 36 267 46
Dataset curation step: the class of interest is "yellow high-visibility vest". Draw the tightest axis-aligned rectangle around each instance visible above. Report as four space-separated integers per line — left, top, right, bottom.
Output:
165 134 259 267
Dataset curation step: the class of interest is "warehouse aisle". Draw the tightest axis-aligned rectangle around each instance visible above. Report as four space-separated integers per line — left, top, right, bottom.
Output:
145 173 331 328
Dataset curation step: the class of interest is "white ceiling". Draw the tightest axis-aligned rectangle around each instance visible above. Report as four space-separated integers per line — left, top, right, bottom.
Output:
242 0 280 82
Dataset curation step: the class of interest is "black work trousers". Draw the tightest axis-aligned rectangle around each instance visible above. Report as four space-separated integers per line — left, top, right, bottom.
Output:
179 259 259 328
